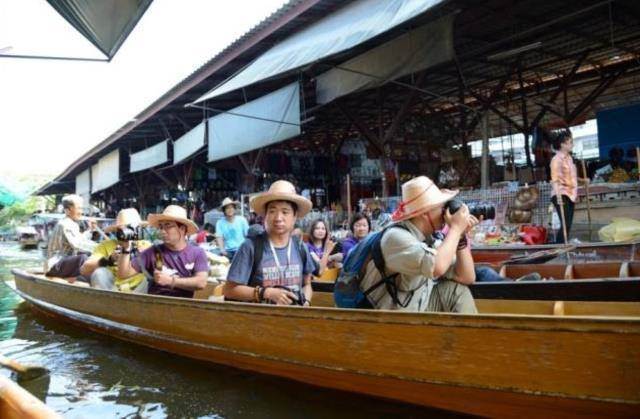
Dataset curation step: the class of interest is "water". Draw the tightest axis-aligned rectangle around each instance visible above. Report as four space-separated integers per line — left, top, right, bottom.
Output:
0 242 464 418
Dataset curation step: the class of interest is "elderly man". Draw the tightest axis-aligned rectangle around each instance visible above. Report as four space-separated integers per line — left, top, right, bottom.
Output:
117 205 208 298
80 208 151 293
223 180 316 306
46 194 97 275
360 176 478 313
215 197 249 260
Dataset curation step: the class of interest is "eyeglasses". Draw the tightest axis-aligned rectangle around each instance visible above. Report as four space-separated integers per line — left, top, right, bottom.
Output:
157 222 177 231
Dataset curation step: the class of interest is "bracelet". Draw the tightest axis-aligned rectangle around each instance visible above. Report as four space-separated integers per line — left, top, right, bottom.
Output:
121 249 131 255
253 286 261 303
258 286 267 303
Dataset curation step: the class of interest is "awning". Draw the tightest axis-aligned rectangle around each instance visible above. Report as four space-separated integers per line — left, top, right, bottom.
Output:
208 82 300 162
75 169 91 196
46 0 153 60
91 149 120 193
195 0 444 102
130 140 168 172
316 14 454 104
173 122 206 165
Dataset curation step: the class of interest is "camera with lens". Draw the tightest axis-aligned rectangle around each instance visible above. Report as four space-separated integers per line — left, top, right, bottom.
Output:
115 225 140 241
444 199 495 220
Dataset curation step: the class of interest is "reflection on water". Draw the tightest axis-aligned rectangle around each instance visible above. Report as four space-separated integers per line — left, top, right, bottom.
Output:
0 242 463 418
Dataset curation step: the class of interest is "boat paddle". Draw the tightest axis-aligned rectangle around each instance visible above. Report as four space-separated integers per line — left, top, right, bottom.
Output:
0 354 49 381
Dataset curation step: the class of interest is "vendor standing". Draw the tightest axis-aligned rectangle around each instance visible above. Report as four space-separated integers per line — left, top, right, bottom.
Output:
549 129 588 243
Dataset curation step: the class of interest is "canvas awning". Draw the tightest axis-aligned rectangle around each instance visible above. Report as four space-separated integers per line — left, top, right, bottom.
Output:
75 169 91 196
91 149 120 193
173 122 206 165
194 0 444 102
130 140 168 172
46 0 153 60
208 82 300 162
316 14 454 104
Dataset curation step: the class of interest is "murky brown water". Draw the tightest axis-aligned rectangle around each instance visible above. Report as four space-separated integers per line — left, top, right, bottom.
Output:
0 242 465 418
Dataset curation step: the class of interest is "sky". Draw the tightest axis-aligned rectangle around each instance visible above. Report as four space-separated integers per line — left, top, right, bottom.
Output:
0 0 286 181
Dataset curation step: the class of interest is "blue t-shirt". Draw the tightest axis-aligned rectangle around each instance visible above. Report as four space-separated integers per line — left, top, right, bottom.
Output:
216 216 249 251
227 237 315 292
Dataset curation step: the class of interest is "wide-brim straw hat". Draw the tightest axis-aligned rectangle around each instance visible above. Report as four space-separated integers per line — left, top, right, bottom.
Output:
104 208 148 233
251 180 312 218
147 205 199 236
219 197 240 211
392 176 458 222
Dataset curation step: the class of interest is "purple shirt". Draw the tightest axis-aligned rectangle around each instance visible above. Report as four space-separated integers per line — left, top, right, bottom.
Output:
341 236 360 259
306 242 324 259
132 244 209 298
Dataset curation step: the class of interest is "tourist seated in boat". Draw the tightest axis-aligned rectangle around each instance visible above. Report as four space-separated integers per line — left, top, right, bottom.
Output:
223 180 316 306
215 197 249 260
360 176 478 313
45 194 98 278
306 218 341 275
116 205 208 298
341 213 371 259
79 208 152 293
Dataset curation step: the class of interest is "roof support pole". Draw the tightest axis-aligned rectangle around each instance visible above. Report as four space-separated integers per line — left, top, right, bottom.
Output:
336 102 383 156
517 64 533 167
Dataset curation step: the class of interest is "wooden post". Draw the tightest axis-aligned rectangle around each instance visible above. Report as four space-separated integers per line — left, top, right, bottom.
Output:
556 188 569 245
346 174 352 223
580 158 593 242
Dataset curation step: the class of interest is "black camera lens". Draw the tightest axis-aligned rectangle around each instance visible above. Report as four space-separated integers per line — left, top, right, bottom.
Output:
115 226 139 241
443 199 464 214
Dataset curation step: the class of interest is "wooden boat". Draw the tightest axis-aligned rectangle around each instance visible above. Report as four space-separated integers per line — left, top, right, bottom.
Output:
10 269 640 418
16 227 40 250
0 375 60 419
472 240 639 264
313 261 640 302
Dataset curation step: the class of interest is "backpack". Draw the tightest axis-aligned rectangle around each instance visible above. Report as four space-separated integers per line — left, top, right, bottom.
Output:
334 224 414 309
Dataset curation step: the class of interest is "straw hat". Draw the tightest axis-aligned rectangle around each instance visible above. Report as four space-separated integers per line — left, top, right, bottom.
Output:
391 176 458 222
104 208 147 233
219 197 240 211
250 180 312 217
147 205 199 236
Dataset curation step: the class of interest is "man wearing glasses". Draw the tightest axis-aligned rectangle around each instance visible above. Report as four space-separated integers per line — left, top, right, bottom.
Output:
117 205 208 298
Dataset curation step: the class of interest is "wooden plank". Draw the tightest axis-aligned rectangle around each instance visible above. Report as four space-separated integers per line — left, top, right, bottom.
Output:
0 375 60 419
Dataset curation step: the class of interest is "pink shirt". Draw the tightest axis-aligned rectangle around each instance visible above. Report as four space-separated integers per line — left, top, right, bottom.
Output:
550 151 577 202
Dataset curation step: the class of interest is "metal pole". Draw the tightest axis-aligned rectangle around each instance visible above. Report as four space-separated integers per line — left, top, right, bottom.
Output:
481 114 490 189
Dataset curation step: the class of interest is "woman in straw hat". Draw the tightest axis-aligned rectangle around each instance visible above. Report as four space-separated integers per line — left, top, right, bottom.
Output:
215 197 249 260
223 180 317 306
117 205 208 298
359 176 478 313
80 208 151 293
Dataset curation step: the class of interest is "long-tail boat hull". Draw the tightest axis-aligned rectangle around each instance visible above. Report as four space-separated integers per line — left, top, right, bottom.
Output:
11 269 640 418
473 240 639 264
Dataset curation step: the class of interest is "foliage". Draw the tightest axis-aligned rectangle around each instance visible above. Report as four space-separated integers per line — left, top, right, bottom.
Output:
0 197 43 232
